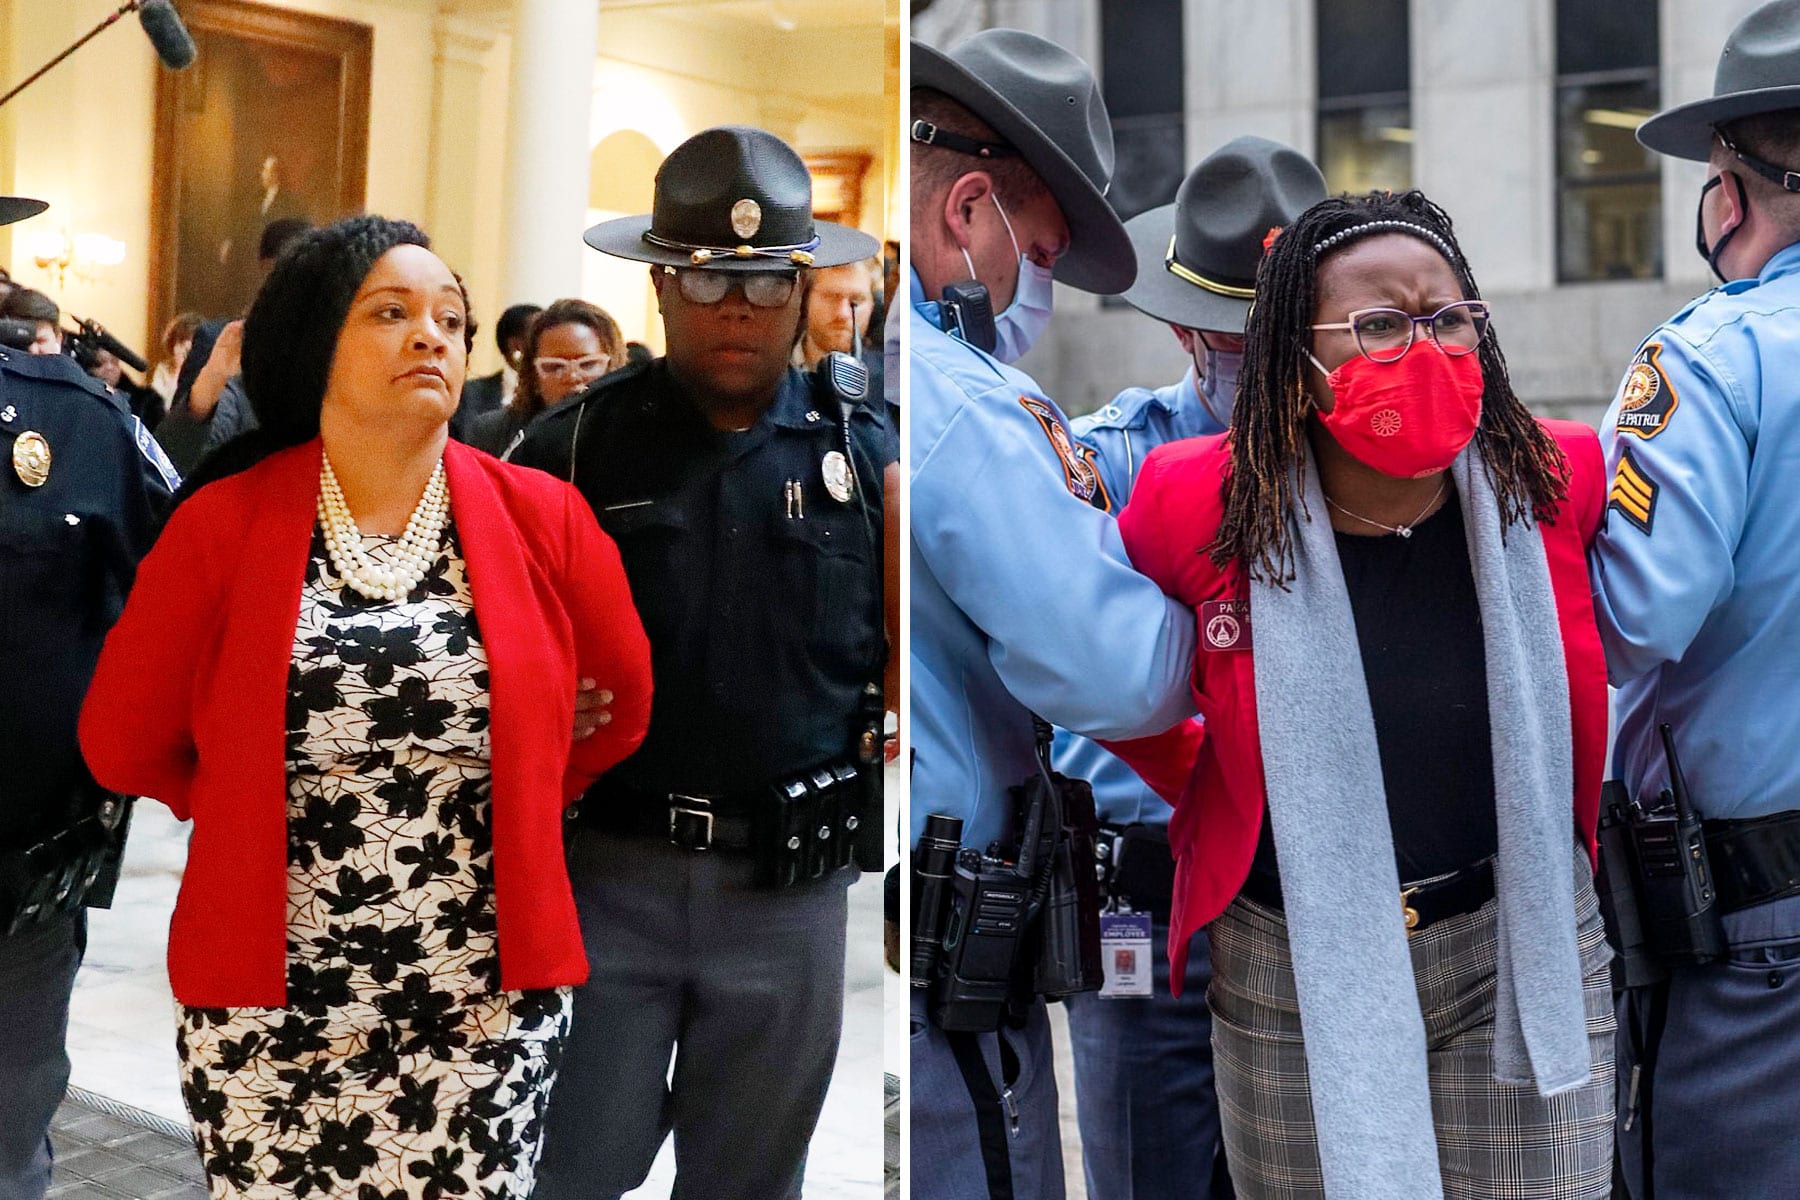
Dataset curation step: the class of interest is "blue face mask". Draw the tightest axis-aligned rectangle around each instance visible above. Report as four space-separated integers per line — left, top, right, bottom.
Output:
1195 344 1244 428
958 195 1055 364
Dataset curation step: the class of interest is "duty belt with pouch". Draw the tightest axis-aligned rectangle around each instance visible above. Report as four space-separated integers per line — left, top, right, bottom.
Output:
1596 724 1725 988
581 762 868 890
0 786 133 936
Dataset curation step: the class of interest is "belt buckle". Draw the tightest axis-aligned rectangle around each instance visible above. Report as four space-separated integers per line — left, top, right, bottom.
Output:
1401 886 1421 936
669 795 715 851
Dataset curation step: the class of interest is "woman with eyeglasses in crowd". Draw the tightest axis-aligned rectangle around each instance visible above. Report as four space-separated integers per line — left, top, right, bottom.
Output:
468 298 624 458
1102 190 1616 1198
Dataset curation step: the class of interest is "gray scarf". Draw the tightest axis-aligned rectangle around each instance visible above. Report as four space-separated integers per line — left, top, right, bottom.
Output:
1249 439 1591 1198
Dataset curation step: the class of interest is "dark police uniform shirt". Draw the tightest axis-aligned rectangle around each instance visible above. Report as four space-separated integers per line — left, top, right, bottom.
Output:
509 359 886 800
0 348 175 845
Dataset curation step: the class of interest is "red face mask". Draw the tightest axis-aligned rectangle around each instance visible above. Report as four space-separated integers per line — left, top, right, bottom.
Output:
1310 342 1484 479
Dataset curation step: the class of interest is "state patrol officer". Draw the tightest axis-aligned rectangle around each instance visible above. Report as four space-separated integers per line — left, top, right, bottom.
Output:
0 194 177 1200
908 30 1198 1200
1591 4 1800 1196
510 127 887 1200
1052 136 1326 1200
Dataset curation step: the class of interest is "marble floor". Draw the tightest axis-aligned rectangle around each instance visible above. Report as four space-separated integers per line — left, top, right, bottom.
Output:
67 796 889 1197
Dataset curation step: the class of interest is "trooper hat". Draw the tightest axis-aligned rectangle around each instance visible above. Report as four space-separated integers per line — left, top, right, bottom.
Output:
0 196 48 227
1639 0 1800 161
1120 136 1328 333
584 126 879 273
911 28 1134 295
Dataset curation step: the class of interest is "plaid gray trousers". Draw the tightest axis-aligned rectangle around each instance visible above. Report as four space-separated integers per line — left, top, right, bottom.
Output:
1206 848 1617 1199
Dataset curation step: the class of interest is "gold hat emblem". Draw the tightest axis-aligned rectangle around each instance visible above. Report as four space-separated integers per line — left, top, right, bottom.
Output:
730 198 762 240
13 430 50 487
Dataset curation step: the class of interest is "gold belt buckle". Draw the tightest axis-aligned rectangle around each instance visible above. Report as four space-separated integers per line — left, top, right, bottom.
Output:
1401 886 1421 935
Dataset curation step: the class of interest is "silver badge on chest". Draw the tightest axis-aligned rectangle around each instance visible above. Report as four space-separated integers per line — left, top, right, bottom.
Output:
821 450 854 503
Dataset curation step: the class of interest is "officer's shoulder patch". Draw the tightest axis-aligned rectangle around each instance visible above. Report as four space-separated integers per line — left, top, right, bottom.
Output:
132 416 182 492
1615 342 1679 440
1608 444 1659 535
1019 395 1109 510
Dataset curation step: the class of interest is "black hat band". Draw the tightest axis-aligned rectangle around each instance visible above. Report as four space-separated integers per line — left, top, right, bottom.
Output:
910 119 1020 161
1163 234 1256 299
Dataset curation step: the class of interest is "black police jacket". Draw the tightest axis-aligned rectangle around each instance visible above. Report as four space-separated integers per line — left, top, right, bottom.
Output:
510 359 886 795
0 348 174 844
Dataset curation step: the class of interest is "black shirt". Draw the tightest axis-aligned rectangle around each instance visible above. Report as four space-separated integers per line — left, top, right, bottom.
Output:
1244 487 1497 897
0 349 172 842
509 359 888 798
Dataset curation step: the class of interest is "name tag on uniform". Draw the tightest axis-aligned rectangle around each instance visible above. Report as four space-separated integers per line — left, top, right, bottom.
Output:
1098 910 1153 999
1200 599 1250 652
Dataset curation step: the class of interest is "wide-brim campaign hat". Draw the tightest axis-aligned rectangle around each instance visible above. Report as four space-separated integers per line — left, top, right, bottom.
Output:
584 126 879 273
1639 0 1800 160
912 29 1134 295
0 196 48 226
1121 136 1328 333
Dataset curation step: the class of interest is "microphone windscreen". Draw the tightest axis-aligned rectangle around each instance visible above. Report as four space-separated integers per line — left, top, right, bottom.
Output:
138 0 197 71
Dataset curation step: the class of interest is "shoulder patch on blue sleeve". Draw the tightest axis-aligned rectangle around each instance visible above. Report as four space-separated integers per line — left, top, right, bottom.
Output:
1616 342 1679 440
133 416 182 491
1019 395 1107 508
1608 444 1658 534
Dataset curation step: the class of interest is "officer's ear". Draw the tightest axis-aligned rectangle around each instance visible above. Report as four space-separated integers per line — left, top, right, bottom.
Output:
943 171 996 252
650 265 668 313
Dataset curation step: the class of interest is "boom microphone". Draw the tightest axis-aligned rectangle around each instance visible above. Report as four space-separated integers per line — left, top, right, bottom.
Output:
0 1 196 111
77 318 148 374
138 0 197 71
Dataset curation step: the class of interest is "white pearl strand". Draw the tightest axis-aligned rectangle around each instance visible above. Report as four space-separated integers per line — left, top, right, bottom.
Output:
317 454 450 601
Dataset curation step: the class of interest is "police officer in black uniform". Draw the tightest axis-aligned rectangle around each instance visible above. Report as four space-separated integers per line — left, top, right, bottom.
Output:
513 127 888 1200
0 194 178 1200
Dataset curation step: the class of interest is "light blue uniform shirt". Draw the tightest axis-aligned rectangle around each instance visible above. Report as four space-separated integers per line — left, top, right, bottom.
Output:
909 269 1198 848
1592 241 1800 818
1050 372 1225 827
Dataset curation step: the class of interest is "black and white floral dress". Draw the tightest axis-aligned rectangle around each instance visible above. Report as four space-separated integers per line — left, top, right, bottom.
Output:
177 525 573 1199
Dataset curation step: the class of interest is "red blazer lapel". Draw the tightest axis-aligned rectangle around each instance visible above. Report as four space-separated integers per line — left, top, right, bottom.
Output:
444 442 579 988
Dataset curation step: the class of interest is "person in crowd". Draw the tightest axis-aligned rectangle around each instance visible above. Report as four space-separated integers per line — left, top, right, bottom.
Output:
469 298 621 458
156 216 312 475
1103 189 1614 1199
1053 135 1327 1200
2 288 62 355
907 29 1199 1200
83 346 159 423
150 311 202 410
512 126 889 1200
796 258 876 371
1591 3 1800 1195
77 215 653 1200
452 301 541 441
0 190 175 1200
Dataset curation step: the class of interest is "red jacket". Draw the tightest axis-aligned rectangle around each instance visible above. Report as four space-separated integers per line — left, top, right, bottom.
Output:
79 439 653 1007
1106 421 1609 988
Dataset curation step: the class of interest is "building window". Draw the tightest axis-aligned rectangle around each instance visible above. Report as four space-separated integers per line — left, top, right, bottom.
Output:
1100 0 1185 223
1556 0 1661 282
1316 0 1413 194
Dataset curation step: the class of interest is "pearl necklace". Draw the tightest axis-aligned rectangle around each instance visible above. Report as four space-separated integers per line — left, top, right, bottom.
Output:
317 455 450 601
1323 480 1447 539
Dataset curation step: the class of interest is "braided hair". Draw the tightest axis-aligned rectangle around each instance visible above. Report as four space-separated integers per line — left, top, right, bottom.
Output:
177 215 473 497
1214 189 1567 585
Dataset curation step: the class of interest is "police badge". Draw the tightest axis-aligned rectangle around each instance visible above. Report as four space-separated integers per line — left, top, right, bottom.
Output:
12 430 50 487
822 450 854 503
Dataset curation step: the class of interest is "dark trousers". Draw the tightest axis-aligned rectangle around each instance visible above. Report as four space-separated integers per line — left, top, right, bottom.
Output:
1616 889 1800 1199
1064 918 1232 1200
0 913 82 1200
533 828 851 1200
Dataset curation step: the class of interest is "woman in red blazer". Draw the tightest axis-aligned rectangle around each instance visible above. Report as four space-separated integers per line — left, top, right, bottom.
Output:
79 217 651 1200
1103 192 1615 1199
